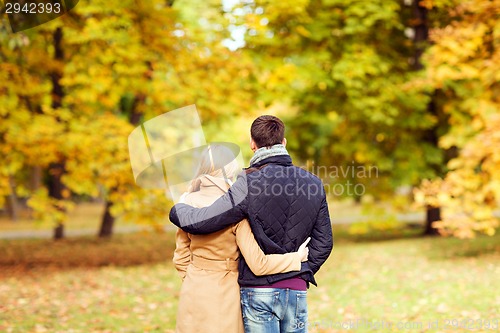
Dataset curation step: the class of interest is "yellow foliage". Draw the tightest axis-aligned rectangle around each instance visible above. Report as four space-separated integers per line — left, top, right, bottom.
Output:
415 0 500 238
27 189 75 226
415 114 500 238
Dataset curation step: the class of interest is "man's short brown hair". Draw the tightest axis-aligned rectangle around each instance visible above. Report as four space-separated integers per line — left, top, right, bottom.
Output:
250 115 285 148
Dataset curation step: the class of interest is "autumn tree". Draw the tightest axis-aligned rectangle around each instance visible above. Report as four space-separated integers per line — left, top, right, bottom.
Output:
231 0 443 206
414 0 500 238
0 20 73 238
1 0 261 238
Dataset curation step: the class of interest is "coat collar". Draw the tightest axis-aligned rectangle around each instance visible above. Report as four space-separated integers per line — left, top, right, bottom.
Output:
199 174 230 192
250 154 293 168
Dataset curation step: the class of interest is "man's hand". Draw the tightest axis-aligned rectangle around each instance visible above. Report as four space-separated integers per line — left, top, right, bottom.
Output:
298 237 311 262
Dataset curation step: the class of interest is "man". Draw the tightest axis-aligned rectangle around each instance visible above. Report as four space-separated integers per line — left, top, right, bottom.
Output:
170 115 333 332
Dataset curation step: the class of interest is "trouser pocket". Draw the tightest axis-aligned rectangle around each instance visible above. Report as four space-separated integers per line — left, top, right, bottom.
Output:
242 289 279 322
292 291 308 331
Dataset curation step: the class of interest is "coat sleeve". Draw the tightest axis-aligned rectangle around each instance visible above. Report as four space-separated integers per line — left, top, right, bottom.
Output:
235 220 301 276
307 188 333 274
172 228 192 280
169 174 249 235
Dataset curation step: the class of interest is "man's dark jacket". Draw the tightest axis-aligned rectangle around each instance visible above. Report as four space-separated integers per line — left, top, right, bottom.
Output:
169 154 333 287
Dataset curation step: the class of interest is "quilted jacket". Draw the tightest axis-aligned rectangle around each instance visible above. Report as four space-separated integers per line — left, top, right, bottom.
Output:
169 154 333 287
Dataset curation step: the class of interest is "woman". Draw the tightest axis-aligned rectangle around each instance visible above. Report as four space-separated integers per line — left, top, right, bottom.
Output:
173 144 309 333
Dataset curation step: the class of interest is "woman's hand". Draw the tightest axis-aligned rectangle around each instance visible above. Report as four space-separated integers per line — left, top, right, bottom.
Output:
298 237 311 262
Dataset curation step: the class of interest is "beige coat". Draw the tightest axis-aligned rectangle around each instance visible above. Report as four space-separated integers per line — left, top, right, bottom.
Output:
173 175 301 333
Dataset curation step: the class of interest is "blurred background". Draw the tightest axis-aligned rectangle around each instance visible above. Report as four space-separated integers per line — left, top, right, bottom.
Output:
0 0 499 332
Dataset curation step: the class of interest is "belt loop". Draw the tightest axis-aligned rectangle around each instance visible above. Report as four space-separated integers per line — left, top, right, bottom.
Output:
226 258 230 271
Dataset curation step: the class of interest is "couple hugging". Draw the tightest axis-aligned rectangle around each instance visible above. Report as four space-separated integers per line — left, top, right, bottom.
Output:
169 115 333 333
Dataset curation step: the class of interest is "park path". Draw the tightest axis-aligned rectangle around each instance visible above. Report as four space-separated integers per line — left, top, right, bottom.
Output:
0 212 427 240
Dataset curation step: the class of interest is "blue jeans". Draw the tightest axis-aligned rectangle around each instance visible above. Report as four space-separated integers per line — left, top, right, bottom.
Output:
240 288 308 333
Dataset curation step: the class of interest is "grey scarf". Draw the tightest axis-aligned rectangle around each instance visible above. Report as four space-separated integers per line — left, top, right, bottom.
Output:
249 144 289 166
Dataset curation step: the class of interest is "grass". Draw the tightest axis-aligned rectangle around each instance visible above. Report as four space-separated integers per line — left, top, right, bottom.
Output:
308 232 500 332
0 229 499 332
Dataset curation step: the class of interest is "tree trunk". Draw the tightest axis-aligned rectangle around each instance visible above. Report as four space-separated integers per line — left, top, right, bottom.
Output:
6 176 19 221
96 96 142 238
412 1 443 236
412 0 428 71
54 223 64 239
424 205 441 236
98 200 115 238
30 166 42 191
49 27 66 240
48 161 66 240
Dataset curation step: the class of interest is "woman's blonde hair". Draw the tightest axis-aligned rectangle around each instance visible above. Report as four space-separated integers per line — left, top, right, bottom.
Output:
188 144 240 193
